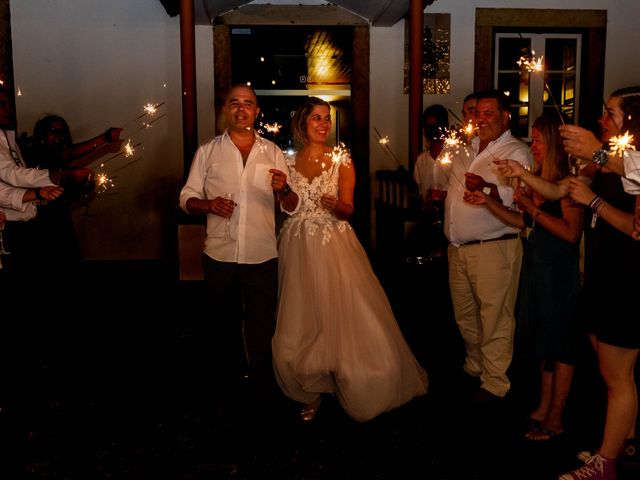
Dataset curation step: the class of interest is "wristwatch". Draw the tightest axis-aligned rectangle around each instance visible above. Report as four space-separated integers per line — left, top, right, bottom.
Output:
482 186 491 195
592 148 609 166
280 183 292 198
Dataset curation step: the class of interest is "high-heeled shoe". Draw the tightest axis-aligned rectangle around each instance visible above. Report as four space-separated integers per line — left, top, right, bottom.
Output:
300 398 321 422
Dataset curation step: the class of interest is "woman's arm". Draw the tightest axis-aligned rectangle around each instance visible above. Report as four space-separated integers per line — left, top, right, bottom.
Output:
494 159 568 200
531 196 584 243
569 177 635 238
321 162 355 220
463 189 524 228
67 128 123 167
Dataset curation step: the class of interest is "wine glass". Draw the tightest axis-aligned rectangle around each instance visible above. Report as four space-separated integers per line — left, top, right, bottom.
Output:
567 154 583 177
223 192 234 240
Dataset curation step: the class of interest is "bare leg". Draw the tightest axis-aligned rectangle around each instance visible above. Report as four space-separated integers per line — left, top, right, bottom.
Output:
596 341 639 459
530 361 551 423
543 361 573 433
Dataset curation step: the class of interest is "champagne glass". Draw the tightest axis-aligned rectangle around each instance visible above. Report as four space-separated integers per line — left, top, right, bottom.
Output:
223 192 234 240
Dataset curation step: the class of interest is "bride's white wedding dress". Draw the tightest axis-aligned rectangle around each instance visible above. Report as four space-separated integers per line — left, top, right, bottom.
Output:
272 158 428 422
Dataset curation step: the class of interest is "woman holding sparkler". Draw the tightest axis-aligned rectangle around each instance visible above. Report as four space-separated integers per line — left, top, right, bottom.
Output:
272 97 427 422
19 115 121 277
465 113 583 443
556 87 640 480
498 87 640 480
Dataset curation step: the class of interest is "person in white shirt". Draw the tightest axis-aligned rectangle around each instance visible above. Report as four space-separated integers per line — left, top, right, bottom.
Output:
413 104 450 204
179 84 298 422
0 85 63 282
445 89 533 402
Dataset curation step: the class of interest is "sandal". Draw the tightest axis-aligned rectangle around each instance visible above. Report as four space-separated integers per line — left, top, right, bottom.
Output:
524 425 564 441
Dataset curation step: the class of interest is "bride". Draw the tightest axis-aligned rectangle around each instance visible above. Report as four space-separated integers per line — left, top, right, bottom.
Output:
272 96 428 422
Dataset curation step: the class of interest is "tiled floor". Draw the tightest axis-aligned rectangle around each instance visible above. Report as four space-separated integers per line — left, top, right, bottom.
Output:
1 260 638 479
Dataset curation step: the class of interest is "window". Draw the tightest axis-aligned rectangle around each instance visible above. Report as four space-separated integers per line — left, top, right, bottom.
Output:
230 25 353 149
495 33 581 140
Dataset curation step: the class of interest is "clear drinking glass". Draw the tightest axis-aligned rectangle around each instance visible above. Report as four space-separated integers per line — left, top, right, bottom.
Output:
568 154 582 176
223 192 234 240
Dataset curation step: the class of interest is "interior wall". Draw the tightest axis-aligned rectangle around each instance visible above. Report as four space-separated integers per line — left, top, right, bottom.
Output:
10 0 216 262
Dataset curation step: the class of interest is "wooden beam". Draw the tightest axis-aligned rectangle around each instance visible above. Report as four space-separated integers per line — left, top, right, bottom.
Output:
180 0 198 180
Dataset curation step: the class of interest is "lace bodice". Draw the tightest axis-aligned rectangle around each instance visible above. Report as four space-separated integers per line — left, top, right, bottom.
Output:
281 157 350 245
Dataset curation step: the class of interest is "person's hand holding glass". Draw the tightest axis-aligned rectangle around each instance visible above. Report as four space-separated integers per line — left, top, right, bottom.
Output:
216 193 236 240
559 124 603 175
567 176 596 206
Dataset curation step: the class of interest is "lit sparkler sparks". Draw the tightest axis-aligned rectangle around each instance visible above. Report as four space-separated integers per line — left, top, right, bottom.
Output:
439 127 473 169
95 172 115 193
329 142 351 167
101 140 142 167
124 140 135 157
517 51 544 72
516 51 564 125
609 131 636 156
263 122 282 166
436 151 465 188
122 101 166 132
264 122 282 136
373 127 402 168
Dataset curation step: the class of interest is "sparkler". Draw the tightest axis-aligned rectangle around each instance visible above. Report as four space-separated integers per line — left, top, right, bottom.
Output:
609 131 635 156
263 122 282 167
122 101 166 133
517 51 565 125
327 142 352 182
373 127 403 168
94 172 116 193
436 151 465 189
100 139 142 168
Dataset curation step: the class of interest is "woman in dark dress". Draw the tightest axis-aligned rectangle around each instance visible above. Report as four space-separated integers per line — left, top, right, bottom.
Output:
465 113 583 441
21 115 121 278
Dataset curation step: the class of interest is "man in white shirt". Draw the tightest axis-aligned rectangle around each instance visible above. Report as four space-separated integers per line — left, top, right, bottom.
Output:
179 84 298 419
444 90 533 401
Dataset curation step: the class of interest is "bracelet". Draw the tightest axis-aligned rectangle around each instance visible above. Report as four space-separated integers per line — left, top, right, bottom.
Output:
35 187 44 201
589 195 604 213
279 183 292 198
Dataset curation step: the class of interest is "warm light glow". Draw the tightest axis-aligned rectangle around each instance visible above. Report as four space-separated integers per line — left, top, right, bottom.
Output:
609 131 636 156
124 140 135 157
517 52 544 72
264 122 282 134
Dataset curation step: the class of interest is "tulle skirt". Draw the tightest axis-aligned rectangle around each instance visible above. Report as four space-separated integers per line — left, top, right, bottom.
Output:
272 218 428 422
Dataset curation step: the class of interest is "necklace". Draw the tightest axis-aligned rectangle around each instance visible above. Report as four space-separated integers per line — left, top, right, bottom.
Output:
302 149 327 164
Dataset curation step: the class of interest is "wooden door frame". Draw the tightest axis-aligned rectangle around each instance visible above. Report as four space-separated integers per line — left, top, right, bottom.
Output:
474 8 606 131
212 5 371 248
